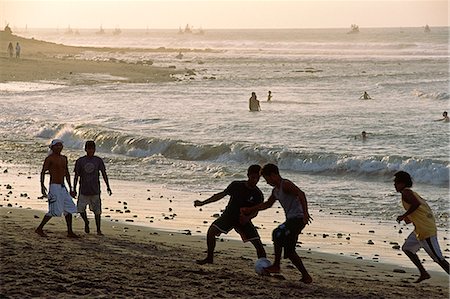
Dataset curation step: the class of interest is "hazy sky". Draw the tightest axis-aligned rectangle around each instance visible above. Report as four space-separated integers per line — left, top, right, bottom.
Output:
1 0 448 29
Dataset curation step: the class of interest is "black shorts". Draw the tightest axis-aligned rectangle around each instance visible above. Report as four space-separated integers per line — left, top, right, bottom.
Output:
212 215 260 242
272 218 305 258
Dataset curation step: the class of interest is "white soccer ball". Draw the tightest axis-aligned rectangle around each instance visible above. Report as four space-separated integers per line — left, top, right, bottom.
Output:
254 257 271 275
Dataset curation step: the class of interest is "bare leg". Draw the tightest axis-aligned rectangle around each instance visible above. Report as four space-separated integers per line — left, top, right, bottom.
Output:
197 225 220 264
287 252 312 283
404 250 430 283
65 214 79 238
95 214 103 235
264 244 282 273
80 211 90 233
250 239 266 259
35 215 52 237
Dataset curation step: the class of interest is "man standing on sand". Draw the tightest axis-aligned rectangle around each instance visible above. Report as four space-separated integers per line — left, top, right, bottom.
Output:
241 163 313 284
74 141 112 235
194 165 266 265
7 42 13 58
394 171 449 283
36 139 79 238
15 42 20 58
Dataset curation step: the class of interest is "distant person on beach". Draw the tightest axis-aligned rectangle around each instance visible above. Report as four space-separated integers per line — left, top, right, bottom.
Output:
15 42 20 58
359 91 371 100
194 165 266 265
267 90 272 102
74 141 112 235
241 163 313 283
7 42 13 58
35 139 79 238
434 111 449 122
393 171 449 283
249 92 261 111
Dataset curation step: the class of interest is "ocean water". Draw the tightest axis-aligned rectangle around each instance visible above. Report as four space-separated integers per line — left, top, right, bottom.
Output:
0 27 449 231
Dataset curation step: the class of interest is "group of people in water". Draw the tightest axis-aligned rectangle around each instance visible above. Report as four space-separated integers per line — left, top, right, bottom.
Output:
249 91 272 111
7 41 21 58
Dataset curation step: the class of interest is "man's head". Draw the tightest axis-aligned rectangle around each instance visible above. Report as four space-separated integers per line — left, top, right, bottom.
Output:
85 140 96 156
49 139 64 154
247 164 261 187
443 111 448 117
261 163 280 186
394 171 412 192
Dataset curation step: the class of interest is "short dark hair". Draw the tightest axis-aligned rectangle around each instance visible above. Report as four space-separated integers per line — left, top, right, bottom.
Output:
85 140 96 150
247 164 261 175
261 163 279 176
394 171 413 187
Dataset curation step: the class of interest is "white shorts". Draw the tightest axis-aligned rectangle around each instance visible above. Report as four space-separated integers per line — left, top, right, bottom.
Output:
46 184 77 217
77 194 102 215
402 232 444 263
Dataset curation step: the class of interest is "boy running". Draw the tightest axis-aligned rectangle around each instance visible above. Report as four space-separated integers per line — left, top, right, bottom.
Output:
394 171 449 283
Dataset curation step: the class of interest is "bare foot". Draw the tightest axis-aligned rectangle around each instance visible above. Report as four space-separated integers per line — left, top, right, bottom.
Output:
196 258 213 265
414 272 431 283
264 265 281 273
300 275 313 284
35 228 47 237
67 232 80 238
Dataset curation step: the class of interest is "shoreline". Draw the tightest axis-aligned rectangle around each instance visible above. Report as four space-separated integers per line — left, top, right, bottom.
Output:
1 206 448 298
0 31 201 84
1 161 448 272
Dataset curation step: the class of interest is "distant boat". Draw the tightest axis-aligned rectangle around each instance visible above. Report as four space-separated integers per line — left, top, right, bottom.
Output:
347 24 359 34
96 25 105 35
184 24 192 34
113 28 122 35
178 24 205 35
65 25 73 35
424 24 431 33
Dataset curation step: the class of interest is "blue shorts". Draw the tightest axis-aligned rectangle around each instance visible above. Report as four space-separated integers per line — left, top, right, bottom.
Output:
272 218 305 258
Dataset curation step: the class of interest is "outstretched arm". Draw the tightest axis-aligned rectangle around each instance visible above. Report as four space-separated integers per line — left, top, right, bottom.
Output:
241 195 276 215
194 191 227 207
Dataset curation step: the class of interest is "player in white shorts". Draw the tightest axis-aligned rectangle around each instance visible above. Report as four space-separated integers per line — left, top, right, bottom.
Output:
35 139 79 238
394 171 449 283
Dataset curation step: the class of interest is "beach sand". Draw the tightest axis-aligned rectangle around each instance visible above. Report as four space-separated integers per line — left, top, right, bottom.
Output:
0 31 197 84
1 167 449 298
1 30 449 298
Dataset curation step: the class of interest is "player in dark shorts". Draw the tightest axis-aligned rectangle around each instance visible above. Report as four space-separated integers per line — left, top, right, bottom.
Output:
194 165 266 265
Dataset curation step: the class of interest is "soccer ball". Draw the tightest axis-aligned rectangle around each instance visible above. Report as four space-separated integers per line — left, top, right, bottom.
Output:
254 257 271 275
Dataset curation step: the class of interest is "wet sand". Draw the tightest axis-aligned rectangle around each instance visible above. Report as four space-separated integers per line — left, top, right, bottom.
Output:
1 165 449 298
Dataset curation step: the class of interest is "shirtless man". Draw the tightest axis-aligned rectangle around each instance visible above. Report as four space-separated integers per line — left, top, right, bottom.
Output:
35 139 79 238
